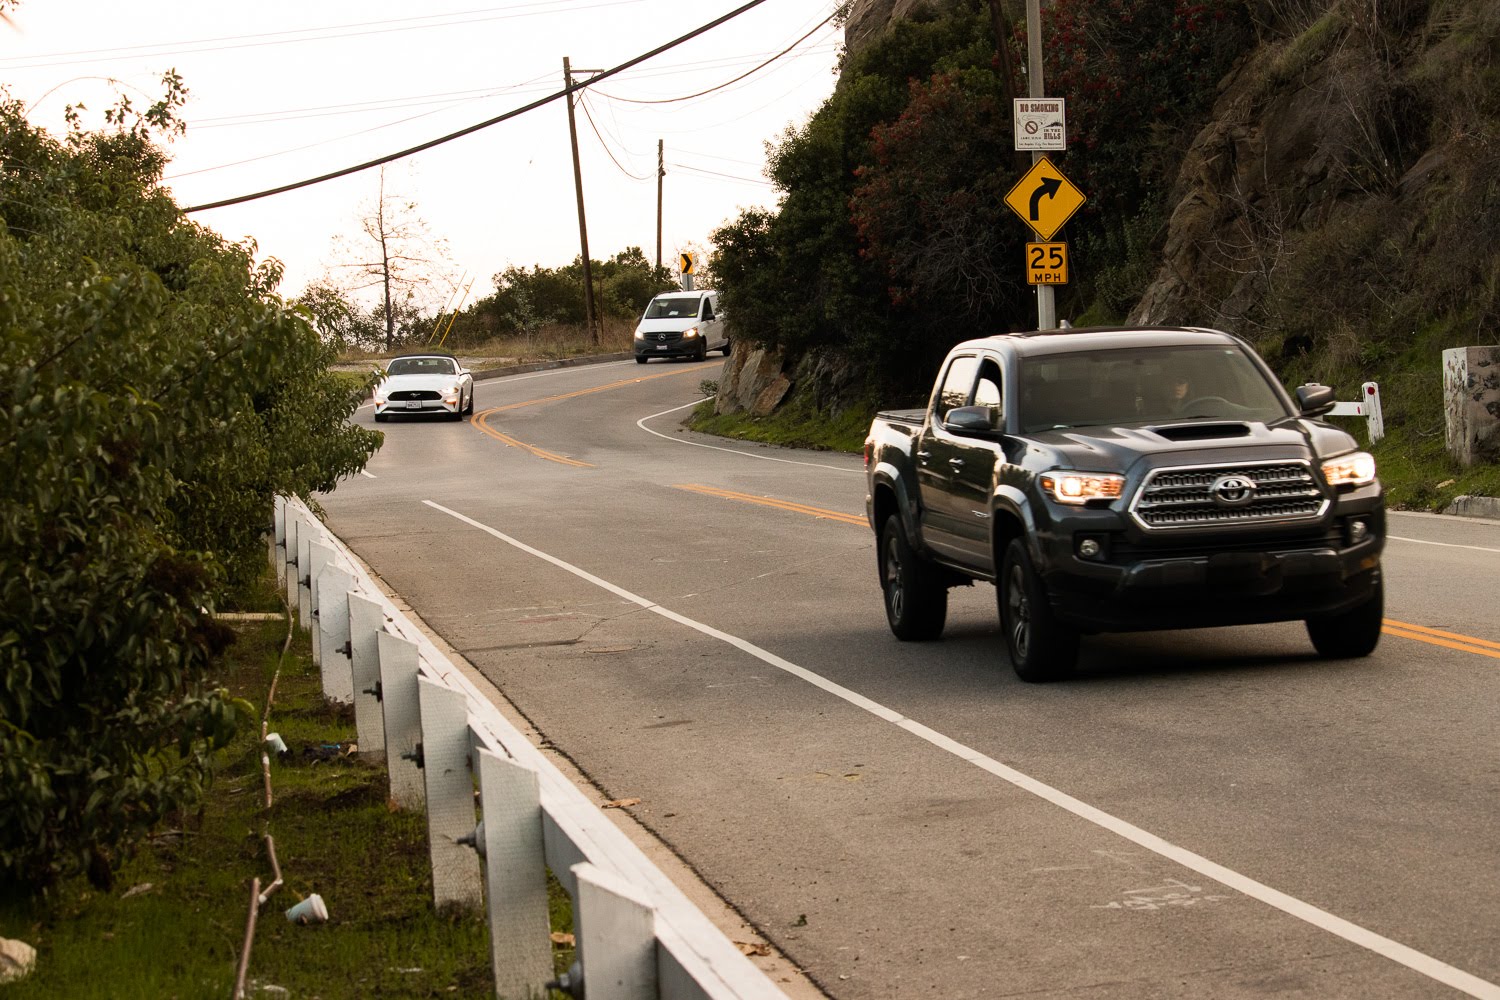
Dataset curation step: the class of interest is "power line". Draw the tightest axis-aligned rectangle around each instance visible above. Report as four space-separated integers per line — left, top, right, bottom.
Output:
578 94 653 181
592 4 839 105
668 162 773 187
1 0 646 70
181 0 771 214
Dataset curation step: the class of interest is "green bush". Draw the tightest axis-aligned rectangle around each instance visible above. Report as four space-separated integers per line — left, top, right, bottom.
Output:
0 89 380 889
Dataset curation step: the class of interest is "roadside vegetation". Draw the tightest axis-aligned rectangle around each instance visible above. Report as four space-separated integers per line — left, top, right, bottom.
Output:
0 574 575 998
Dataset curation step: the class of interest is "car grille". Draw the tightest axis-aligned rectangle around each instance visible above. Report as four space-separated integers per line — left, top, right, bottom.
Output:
389 390 440 401
1131 461 1326 530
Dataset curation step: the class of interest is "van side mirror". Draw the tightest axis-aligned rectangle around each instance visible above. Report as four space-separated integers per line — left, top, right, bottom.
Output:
943 405 1004 436
1296 383 1336 417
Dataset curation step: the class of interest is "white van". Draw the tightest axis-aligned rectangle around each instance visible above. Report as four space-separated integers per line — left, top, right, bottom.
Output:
633 290 728 364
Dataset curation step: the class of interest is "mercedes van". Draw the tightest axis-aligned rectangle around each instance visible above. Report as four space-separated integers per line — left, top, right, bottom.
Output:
633 290 728 363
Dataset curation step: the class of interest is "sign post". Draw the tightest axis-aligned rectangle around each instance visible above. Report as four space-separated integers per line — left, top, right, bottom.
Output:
679 251 694 291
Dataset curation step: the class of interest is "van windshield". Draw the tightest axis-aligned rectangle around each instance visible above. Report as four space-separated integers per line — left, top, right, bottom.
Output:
644 297 698 319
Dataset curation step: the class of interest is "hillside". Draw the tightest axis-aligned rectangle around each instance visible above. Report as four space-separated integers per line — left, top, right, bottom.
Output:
708 0 1499 507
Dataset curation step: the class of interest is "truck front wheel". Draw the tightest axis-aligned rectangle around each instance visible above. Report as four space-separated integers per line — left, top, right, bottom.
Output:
1305 577 1383 658
999 538 1078 682
880 514 947 641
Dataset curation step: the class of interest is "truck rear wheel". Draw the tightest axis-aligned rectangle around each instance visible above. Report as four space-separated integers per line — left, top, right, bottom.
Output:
999 538 1078 682
880 514 947 640
1306 577 1383 658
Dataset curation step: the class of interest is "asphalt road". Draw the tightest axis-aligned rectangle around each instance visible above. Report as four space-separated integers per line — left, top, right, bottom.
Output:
320 357 1500 1000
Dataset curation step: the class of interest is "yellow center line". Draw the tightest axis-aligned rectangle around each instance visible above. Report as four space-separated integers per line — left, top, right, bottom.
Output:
466 366 707 466
1382 619 1500 660
675 483 866 526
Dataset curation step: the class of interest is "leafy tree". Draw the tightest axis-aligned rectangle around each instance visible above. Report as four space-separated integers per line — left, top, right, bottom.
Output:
0 82 380 889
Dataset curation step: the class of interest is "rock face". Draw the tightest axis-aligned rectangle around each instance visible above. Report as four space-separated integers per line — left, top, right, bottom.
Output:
844 0 958 58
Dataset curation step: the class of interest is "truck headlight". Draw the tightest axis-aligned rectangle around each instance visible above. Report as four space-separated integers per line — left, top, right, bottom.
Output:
682 326 700 339
1321 452 1377 487
633 328 645 340
1039 471 1126 505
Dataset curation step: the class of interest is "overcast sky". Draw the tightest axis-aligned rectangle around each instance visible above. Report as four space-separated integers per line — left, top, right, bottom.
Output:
1 0 844 304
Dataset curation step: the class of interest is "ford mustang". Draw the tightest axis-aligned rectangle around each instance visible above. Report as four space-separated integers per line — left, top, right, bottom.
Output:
372 353 474 422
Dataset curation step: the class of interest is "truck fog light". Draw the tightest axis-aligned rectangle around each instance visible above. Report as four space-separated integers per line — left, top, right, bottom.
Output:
1347 518 1370 544
1076 537 1106 561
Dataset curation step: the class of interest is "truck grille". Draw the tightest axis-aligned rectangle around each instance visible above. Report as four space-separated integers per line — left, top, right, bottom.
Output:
1131 461 1326 530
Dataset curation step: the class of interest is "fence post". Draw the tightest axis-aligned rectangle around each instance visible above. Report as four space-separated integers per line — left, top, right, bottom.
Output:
477 748 552 996
348 594 387 755
376 630 425 810
573 862 658 1000
315 563 356 704
417 676 483 912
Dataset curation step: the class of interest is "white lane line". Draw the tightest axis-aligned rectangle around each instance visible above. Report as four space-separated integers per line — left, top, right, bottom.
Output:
636 399 862 474
423 498 1500 1000
1388 534 1500 554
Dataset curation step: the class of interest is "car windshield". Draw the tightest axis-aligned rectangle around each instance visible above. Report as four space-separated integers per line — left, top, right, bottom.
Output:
387 357 457 376
1019 345 1290 432
644 297 697 319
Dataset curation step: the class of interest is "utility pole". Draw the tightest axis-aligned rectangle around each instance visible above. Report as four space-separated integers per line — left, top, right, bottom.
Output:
1025 0 1057 330
656 139 664 273
988 0 1028 176
563 56 599 345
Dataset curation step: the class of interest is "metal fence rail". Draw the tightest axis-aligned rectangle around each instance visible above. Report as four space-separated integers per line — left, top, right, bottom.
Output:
273 496 790 1000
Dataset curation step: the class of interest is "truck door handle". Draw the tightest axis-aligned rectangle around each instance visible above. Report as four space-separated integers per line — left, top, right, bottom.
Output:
948 458 965 468
916 451 931 463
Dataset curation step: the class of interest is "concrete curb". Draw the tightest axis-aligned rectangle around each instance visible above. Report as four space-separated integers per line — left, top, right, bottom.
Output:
1442 494 1500 521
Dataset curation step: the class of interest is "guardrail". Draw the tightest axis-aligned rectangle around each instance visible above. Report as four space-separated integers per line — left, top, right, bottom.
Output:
272 496 790 1000
1308 381 1384 442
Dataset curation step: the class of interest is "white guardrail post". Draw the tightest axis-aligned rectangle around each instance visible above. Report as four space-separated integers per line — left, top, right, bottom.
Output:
315 560 356 704
348 593 388 755
416 676 484 911
574 862 658 1000
271 498 286 591
376 630 426 810
1320 381 1384 442
272 496 791 1000
477 747 553 995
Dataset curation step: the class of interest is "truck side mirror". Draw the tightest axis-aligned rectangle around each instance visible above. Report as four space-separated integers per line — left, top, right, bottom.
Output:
1296 383 1336 417
943 405 1003 436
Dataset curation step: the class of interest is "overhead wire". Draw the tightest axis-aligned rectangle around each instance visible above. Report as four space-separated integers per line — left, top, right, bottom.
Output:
591 4 839 105
577 93 654 181
0 0 647 70
181 0 771 213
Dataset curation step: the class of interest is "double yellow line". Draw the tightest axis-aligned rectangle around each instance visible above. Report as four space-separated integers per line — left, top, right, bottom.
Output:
674 484 867 526
469 366 706 468
1382 619 1500 660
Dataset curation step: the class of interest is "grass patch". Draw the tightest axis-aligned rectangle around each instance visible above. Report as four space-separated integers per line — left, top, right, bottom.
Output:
688 396 874 454
0 577 575 998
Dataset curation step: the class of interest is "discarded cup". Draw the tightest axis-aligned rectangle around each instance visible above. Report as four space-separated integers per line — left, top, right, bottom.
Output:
284 894 328 925
264 733 288 755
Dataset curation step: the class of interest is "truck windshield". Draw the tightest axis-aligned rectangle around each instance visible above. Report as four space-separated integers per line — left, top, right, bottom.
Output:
1018 345 1290 432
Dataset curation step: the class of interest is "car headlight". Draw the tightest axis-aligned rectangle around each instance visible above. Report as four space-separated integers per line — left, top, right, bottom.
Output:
682 326 699 339
633 328 645 340
373 388 387 404
1039 471 1126 505
1322 451 1377 487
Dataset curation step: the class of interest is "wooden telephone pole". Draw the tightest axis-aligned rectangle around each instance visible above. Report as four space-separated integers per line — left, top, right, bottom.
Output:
563 56 599 345
656 139 664 273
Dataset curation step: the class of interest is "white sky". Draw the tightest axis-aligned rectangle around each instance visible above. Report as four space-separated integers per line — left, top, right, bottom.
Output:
1 0 844 304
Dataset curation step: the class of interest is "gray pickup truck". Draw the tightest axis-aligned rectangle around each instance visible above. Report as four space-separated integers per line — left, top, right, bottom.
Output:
863 326 1385 682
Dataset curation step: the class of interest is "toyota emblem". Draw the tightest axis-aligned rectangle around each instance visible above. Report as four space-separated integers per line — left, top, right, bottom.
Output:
1210 474 1256 506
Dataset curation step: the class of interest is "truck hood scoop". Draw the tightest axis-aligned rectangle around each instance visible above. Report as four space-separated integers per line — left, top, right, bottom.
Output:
1148 421 1252 441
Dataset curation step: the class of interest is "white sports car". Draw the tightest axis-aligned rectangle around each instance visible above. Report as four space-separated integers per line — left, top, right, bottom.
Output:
372 353 475 423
